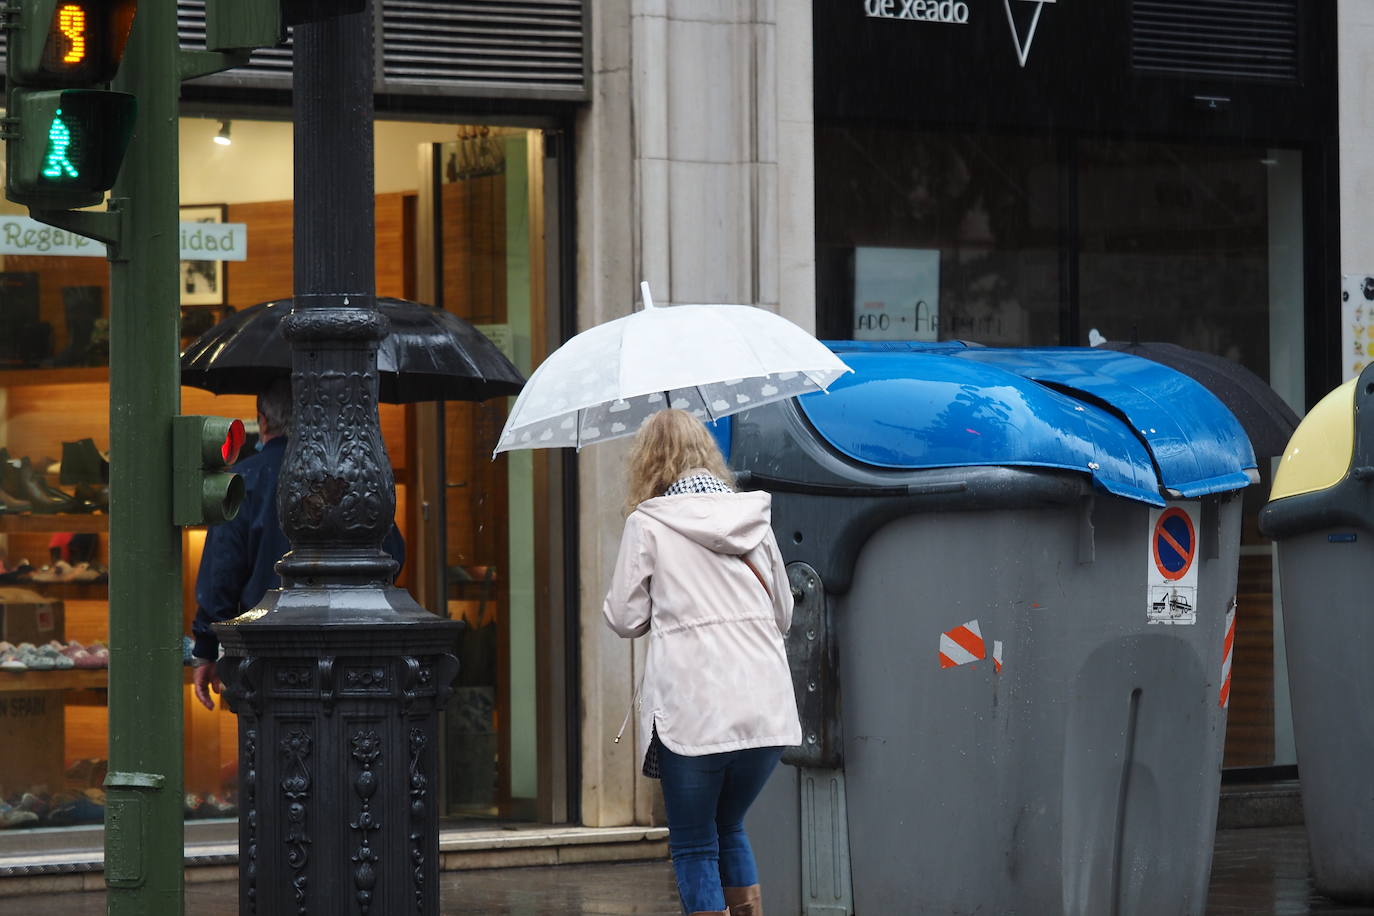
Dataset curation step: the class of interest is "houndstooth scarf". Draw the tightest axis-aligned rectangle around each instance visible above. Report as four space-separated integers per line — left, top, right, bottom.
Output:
664 473 734 497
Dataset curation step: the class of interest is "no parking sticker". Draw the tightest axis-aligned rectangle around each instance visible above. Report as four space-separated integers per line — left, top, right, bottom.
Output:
1147 502 1199 625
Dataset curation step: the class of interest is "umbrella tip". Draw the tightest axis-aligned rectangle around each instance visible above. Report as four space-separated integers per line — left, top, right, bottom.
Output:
640 281 655 310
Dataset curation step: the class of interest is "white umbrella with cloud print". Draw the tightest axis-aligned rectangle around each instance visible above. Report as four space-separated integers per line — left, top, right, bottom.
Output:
494 282 852 453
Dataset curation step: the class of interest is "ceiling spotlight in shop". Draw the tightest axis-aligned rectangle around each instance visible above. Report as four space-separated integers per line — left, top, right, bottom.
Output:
214 121 232 146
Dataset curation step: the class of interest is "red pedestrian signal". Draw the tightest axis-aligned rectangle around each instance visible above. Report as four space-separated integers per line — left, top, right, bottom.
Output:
173 416 246 526
219 417 246 465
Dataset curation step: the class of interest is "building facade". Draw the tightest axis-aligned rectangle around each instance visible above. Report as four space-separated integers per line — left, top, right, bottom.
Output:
0 0 1361 851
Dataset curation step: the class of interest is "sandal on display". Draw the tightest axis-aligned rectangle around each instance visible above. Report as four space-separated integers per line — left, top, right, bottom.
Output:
15 642 55 670
40 641 75 669
62 639 103 668
0 643 26 671
0 803 38 829
68 562 109 584
28 561 74 583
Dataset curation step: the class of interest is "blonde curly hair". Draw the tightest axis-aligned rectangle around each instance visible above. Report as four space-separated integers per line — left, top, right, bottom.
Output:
624 409 736 515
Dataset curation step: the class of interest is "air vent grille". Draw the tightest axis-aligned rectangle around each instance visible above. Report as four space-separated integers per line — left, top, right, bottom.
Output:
2 2 587 100
1132 0 1298 81
382 1 586 97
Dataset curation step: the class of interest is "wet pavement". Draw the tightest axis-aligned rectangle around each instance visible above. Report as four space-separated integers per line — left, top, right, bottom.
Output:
1207 827 1374 915
0 825 1370 914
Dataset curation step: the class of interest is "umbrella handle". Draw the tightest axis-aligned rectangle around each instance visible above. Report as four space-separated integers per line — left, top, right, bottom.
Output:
640 281 655 310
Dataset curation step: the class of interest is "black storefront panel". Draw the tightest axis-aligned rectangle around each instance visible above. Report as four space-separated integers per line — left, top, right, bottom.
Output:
817 0 1332 143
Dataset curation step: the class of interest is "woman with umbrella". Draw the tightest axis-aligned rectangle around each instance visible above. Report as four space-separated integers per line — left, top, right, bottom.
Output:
603 408 801 916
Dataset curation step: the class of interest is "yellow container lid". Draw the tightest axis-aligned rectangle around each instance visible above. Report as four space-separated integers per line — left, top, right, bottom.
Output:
1270 377 1357 501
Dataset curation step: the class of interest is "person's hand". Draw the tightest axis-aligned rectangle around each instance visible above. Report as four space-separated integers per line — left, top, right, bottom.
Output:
192 661 222 711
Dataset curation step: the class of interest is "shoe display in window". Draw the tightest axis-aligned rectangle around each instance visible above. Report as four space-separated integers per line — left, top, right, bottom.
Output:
0 803 38 829
45 793 104 826
0 447 106 514
0 642 26 671
11 642 53 670
28 560 74 583
0 452 82 514
59 438 109 486
0 485 31 514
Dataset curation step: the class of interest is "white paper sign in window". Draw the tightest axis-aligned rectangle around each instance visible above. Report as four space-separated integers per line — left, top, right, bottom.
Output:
853 246 940 342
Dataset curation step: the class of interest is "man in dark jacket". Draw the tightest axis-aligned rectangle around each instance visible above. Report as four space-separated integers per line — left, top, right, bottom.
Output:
190 378 404 710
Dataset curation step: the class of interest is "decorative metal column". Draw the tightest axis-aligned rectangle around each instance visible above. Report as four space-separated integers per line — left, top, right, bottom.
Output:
214 3 462 913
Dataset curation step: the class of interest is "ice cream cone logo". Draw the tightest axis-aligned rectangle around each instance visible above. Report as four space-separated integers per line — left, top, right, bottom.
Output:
1005 0 1056 67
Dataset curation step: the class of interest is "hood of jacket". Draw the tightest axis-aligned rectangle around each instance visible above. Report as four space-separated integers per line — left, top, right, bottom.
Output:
634 490 773 556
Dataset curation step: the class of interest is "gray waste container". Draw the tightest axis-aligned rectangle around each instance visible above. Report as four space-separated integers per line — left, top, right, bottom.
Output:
724 343 1256 916
1259 362 1374 904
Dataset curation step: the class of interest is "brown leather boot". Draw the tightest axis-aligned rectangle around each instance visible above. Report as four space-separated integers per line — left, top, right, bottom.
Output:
688 910 729 916
723 884 762 916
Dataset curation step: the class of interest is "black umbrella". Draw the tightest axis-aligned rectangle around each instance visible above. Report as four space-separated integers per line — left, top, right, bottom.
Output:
1100 340 1300 462
180 297 525 404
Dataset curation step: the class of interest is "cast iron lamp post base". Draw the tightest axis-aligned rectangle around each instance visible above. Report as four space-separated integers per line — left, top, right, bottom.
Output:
217 588 461 915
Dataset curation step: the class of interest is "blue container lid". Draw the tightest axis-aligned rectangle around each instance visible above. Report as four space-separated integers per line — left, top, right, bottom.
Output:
799 345 1256 506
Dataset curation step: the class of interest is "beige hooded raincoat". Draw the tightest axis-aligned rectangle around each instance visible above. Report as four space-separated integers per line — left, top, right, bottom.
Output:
603 485 802 771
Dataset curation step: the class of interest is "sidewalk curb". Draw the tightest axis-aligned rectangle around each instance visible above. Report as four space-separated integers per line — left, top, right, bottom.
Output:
0 825 670 898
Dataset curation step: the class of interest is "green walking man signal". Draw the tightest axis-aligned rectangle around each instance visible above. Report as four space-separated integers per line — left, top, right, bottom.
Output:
3 0 138 209
43 108 78 178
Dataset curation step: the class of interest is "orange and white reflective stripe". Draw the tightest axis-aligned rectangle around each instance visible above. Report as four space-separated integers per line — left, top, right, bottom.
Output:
939 619 986 668
1218 599 1237 708
992 640 1004 674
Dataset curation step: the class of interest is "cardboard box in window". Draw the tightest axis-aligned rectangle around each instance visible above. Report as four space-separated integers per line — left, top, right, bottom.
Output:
0 691 65 796
0 587 64 645
0 589 67 796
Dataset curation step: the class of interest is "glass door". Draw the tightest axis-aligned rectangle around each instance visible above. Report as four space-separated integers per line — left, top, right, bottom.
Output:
413 128 569 821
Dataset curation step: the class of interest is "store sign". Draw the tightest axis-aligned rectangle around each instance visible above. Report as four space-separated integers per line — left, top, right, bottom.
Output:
0 215 248 260
863 0 1058 68
864 0 970 24
853 247 940 341
1005 0 1055 67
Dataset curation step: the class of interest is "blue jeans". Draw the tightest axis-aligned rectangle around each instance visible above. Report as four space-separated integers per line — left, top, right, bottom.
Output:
656 741 784 914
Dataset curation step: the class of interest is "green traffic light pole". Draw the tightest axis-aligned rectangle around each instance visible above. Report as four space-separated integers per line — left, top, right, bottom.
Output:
100 0 185 907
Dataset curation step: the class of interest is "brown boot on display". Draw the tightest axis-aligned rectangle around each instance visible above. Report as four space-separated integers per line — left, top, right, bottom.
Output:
0 485 31 513
59 438 109 485
0 451 33 512
10 456 81 513
723 884 762 916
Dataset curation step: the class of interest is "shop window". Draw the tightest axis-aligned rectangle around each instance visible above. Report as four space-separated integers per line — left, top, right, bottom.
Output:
816 126 1062 346
816 126 1305 771
0 115 468 834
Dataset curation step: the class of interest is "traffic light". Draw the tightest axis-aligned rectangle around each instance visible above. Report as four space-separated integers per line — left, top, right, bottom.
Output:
205 0 284 51
206 0 364 43
4 0 138 209
279 0 365 26
172 415 246 526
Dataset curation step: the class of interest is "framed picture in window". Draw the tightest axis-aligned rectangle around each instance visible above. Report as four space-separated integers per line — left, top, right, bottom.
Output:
180 204 227 305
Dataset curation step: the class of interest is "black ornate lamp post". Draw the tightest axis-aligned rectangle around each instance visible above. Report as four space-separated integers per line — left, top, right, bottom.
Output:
213 3 462 913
